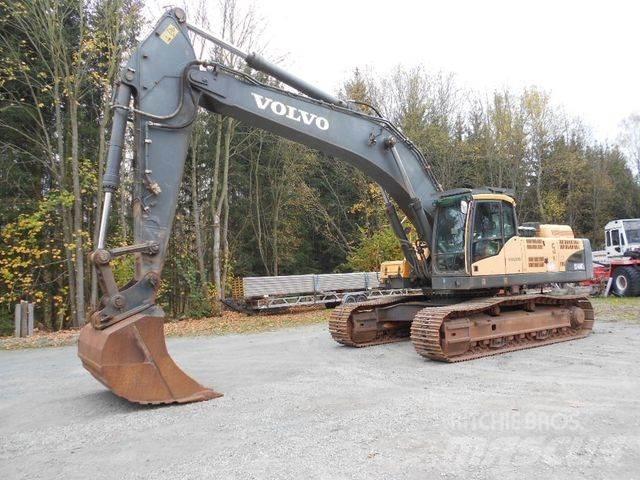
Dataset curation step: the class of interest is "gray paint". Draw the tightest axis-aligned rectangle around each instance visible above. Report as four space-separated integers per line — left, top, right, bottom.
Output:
433 269 592 291
192 69 440 235
120 12 198 278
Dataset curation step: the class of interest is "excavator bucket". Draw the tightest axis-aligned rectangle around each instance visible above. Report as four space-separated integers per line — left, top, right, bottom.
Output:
78 314 221 404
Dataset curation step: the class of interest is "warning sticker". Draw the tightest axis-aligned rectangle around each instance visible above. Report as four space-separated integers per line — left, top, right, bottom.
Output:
159 24 179 44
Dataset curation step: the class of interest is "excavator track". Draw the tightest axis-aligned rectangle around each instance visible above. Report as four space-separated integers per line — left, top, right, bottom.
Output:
410 294 594 362
329 296 418 347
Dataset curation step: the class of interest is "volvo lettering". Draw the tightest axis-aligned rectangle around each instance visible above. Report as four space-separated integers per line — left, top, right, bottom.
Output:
251 92 329 130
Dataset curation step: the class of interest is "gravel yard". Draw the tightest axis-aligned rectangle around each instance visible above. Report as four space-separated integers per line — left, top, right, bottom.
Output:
1 300 639 479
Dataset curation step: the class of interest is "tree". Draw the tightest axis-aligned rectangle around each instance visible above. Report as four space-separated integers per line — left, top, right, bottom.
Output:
344 227 402 272
87 0 142 309
521 87 555 221
619 113 640 179
0 0 142 328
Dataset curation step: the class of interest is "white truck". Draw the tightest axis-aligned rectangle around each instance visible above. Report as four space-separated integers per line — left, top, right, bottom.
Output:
592 219 640 296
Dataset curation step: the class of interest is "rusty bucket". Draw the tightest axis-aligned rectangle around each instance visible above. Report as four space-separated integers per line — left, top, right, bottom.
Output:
78 314 222 404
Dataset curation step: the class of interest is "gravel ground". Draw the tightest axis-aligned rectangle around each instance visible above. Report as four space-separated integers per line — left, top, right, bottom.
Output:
1 319 639 479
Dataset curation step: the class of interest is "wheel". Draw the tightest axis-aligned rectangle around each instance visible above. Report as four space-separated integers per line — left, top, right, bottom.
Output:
612 267 640 297
343 295 357 304
356 294 368 302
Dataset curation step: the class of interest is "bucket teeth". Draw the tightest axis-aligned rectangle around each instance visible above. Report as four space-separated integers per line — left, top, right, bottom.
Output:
78 314 221 404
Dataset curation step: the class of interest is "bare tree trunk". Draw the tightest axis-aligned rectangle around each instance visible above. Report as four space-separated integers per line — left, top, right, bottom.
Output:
272 205 279 276
210 117 223 281
250 136 270 274
42 267 52 329
191 137 206 285
535 144 545 221
54 79 77 327
90 87 111 310
212 118 233 303
61 206 77 327
221 194 230 294
69 98 85 327
212 212 221 300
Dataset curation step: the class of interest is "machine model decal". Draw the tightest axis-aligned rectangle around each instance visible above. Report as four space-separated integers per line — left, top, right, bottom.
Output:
159 24 179 44
251 92 329 131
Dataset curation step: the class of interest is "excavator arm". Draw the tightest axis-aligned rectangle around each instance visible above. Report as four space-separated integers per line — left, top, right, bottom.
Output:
79 8 442 404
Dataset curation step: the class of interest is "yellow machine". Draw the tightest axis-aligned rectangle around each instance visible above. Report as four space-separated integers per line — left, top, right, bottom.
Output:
381 193 588 288
330 190 593 363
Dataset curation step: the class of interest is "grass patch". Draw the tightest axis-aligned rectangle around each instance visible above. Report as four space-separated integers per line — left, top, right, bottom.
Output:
590 297 640 323
0 310 15 336
0 307 332 350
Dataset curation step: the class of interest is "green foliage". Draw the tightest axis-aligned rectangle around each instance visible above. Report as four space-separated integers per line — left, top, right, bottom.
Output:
175 256 212 318
542 191 567 223
111 255 135 286
344 226 403 272
0 309 14 336
0 192 72 317
0 0 144 330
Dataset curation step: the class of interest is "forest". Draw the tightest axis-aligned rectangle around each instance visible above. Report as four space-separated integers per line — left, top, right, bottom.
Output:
1 0 639 333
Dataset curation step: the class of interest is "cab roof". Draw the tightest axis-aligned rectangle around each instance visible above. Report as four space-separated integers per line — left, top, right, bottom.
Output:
434 187 516 206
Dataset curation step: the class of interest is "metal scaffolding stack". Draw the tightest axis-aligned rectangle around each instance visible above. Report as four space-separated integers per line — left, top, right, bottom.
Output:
226 272 420 312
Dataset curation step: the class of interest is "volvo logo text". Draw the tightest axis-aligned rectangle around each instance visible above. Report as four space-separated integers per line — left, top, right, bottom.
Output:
251 92 329 131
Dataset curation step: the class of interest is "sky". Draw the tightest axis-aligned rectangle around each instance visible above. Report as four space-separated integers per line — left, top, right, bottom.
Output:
146 0 639 144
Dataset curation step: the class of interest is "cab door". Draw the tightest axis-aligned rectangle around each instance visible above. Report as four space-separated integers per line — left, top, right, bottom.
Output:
501 202 524 274
470 200 518 275
606 228 622 257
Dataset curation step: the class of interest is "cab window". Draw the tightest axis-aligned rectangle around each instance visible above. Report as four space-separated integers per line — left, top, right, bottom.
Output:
624 220 640 243
434 198 468 273
611 229 620 246
472 201 507 263
502 202 516 241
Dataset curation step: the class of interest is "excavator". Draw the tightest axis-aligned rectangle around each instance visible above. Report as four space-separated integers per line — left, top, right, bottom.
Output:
78 8 595 404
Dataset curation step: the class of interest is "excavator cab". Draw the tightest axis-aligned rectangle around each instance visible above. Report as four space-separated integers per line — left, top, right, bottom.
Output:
381 189 520 285
430 188 592 290
432 190 517 275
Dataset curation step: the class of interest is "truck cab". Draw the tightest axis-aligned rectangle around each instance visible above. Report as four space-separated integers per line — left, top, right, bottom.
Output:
604 219 640 259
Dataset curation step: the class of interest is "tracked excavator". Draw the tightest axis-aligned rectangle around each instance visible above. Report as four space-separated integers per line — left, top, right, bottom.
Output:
78 8 595 404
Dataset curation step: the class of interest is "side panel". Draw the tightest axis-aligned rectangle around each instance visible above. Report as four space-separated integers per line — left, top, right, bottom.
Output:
435 236 593 290
523 238 549 274
470 236 524 276
473 237 590 277
504 237 526 274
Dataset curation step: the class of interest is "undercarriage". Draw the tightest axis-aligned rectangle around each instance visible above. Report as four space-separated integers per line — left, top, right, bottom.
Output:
329 292 594 362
